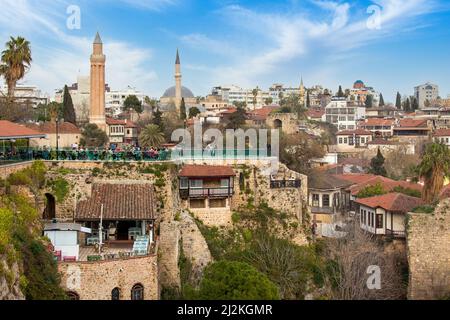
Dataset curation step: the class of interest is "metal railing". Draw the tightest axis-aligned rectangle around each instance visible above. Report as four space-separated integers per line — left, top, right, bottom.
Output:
180 187 234 199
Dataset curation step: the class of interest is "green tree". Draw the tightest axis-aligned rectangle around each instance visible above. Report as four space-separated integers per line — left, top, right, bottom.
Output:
252 88 258 109
369 148 387 176
188 106 201 119
226 106 247 129
411 97 419 111
280 93 306 118
403 97 411 112
417 142 450 204
232 101 247 109
0 36 32 98
139 124 165 148
180 97 186 120
62 85 76 125
123 95 143 114
337 85 344 98
80 124 108 147
306 90 311 108
357 183 387 198
395 92 402 109
151 108 164 131
144 96 158 111
264 97 273 106
365 94 373 108
198 261 279 300
379 93 385 107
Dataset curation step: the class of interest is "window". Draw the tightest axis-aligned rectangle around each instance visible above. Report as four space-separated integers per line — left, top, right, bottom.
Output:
131 284 144 301
112 287 120 300
189 180 203 188
312 194 320 207
220 179 230 188
323 194 330 207
180 178 188 189
339 138 343 144
376 214 383 229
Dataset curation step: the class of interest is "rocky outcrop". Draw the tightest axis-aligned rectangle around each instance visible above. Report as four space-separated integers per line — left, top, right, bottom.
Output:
0 256 25 300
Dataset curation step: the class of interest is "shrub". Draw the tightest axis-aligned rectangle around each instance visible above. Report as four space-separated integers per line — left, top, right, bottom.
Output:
198 261 279 300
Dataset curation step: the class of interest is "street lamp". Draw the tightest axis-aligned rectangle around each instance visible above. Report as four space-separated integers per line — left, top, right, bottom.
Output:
56 117 59 160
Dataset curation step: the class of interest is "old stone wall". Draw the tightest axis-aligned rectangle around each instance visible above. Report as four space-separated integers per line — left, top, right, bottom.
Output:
0 161 34 179
158 221 181 289
179 211 213 284
407 200 450 300
58 254 159 300
0 257 25 300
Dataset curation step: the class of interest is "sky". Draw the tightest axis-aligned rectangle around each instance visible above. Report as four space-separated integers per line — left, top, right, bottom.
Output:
0 0 449 102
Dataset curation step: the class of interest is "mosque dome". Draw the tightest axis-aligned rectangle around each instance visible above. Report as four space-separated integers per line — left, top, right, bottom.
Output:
162 86 195 98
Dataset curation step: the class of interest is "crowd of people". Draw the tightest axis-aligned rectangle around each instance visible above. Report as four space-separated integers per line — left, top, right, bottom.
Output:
0 144 170 162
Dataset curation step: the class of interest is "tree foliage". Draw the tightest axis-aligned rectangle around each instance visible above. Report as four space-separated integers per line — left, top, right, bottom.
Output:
188 106 201 119
80 124 108 147
123 95 143 114
198 261 279 300
62 85 76 125
417 142 450 203
369 148 387 176
139 124 165 148
356 183 387 198
180 97 186 120
395 92 402 109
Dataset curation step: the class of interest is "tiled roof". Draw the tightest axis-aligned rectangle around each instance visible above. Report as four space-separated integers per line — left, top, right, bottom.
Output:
0 120 47 139
306 108 325 118
309 171 353 190
433 129 450 137
248 106 278 121
397 119 428 128
26 122 81 134
106 117 137 128
355 193 423 213
348 176 422 196
179 165 235 177
333 174 377 184
75 183 156 221
337 129 372 136
359 118 395 126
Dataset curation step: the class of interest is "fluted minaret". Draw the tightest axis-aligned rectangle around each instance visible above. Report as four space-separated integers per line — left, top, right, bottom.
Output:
175 49 182 111
90 32 106 131
299 76 306 107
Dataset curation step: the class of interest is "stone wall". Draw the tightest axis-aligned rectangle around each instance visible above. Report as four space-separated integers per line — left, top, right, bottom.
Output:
0 257 25 300
0 161 34 179
158 221 181 289
407 200 450 300
58 254 159 300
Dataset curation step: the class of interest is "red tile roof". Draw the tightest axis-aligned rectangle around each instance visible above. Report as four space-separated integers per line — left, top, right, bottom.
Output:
337 129 372 136
433 129 450 137
75 183 156 221
26 122 81 134
0 120 47 139
397 119 429 128
179 165 235 178
306 108 325 119
359 118 395 126
355 193 423 213
247 106 278 121
348 176 422 196
106 117 137 128
333 174 377 184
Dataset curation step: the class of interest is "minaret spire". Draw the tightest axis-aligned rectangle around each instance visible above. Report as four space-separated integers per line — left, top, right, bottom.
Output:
175 49 182 111
90 32 106 131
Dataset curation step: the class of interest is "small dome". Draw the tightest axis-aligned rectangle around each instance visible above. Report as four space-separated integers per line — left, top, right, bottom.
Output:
162 86 195 98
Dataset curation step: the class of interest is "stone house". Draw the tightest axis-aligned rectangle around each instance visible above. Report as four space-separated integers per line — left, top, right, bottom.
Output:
336 129 373 153
26 122 81 149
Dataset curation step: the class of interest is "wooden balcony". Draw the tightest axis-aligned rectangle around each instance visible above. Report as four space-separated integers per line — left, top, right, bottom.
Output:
180 187 234 199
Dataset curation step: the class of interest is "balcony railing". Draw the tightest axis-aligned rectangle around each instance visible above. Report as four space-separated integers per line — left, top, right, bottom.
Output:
386 229 406 238
180 187 233 199
270 179 302 189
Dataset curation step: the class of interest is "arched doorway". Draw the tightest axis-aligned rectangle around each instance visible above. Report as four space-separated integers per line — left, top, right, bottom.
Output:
131 283 144 300
43 193 56 220
273 119 282 129
112 287 120 300
66 291 80 300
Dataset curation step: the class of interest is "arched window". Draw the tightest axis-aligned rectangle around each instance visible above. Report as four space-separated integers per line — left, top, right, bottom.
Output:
273 119 282 129
43 193 56 220
66 291 80 300
111 287 120 300
131 283 144 301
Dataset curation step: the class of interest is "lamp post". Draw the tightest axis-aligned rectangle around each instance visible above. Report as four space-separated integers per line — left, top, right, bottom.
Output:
56 117 59 160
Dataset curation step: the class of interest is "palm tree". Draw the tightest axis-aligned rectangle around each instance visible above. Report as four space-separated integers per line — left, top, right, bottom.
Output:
417 142 450 204
139 124 165 148
0 36 32 98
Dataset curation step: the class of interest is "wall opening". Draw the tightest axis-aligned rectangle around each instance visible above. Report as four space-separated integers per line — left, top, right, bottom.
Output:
43 193 56 220
273 119 283 129
131 283 144 300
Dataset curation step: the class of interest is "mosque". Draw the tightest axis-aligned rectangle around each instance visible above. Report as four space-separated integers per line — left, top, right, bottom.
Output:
159 49 198 110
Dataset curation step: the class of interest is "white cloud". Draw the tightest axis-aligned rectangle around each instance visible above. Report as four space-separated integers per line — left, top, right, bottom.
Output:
117 0 178 11
0 0 157 96
184 0 439 87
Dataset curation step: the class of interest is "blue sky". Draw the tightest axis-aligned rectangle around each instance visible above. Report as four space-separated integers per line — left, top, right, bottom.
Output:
0 0 449 102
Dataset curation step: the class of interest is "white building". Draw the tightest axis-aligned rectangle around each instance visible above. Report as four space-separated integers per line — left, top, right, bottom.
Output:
324 98 366 130
44 223 91 261
106 86 146 117
54 76 92 123
415 82 439 109
433 129 450 147
1 84 49 107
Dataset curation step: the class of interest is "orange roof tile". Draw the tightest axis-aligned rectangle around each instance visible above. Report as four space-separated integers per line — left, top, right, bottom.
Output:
179 165 235 178
355 193 423 212
433 129 450 137
26 122 81 134
0 120 47 139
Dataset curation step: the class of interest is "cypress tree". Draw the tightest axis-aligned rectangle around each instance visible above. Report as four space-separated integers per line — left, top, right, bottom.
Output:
337 85 344 97
395 92 402 109
369 148 387 176
180 97 186 120
62 85 77 125
306 90 311 108
365 95 373 108
379 93 385 107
